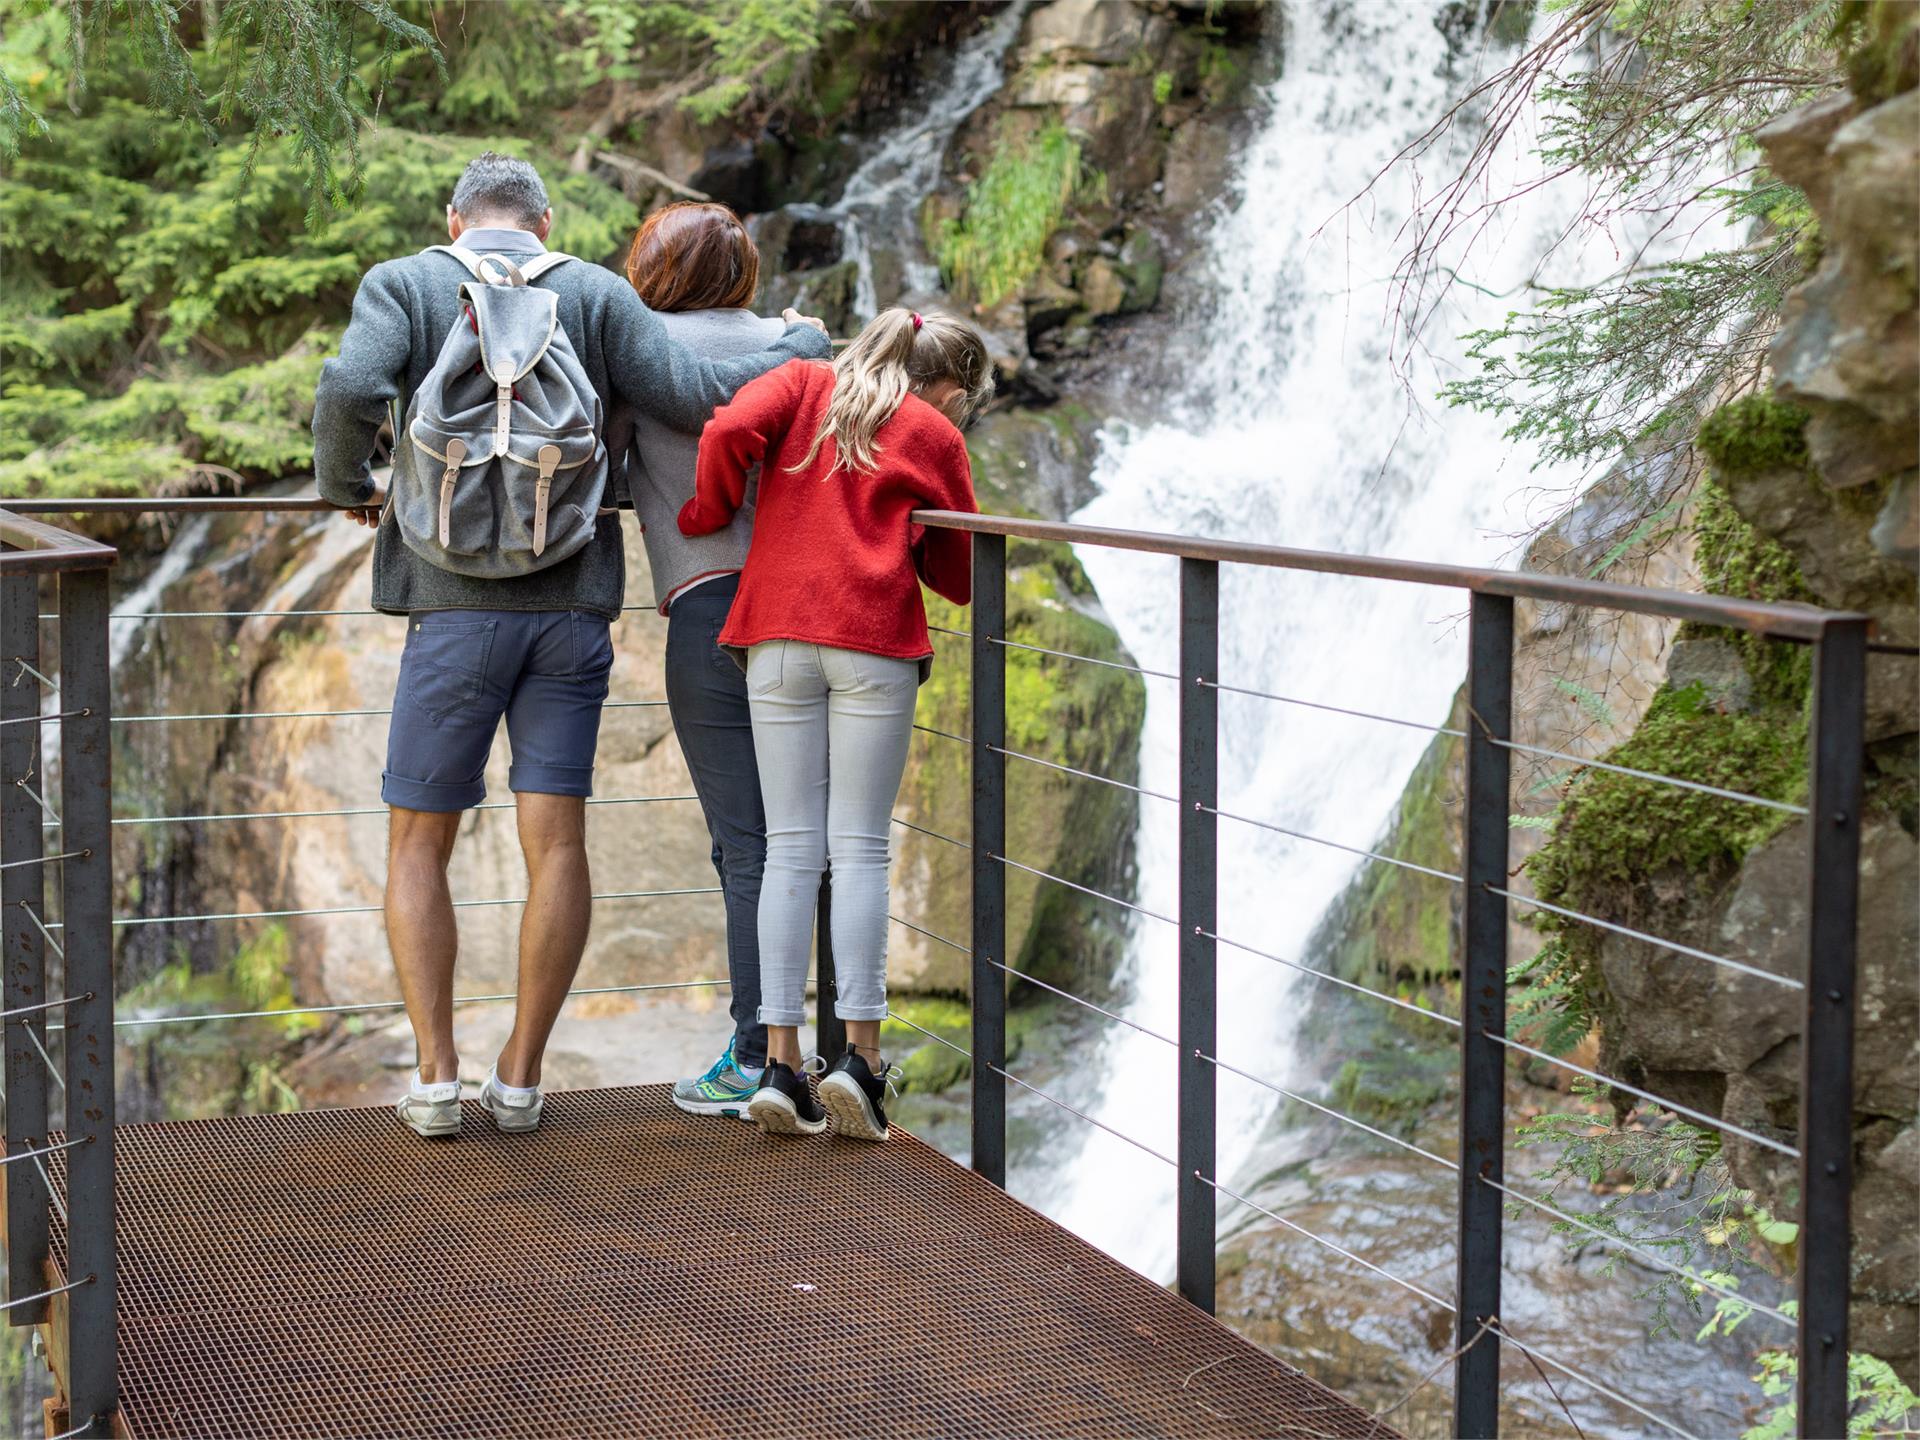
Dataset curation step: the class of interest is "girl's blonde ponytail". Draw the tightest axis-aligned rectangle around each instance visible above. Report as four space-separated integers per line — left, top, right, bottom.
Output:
792 307 993 475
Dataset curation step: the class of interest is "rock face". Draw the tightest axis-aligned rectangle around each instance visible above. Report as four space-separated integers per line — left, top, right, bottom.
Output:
1761 91 1920 496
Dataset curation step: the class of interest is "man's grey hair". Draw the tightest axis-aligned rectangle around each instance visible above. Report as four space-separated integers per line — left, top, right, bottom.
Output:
450 152 550 227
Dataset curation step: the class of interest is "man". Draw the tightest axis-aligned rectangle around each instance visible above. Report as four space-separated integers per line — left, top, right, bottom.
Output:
313 152 829 1138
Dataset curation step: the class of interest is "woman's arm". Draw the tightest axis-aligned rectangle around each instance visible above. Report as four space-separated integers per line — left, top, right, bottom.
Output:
604 285 829 434
910 430 978 605
680 364 801 536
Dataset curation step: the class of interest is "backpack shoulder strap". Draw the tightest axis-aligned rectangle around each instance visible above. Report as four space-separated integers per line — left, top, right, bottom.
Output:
518 252 575 283
423 243 486 278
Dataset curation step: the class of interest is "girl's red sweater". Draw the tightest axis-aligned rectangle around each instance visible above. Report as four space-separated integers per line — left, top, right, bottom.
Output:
679 359 977 662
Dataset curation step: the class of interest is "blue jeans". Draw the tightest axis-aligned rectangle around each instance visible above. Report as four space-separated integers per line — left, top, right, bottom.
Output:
383 609 612 812
746 640 919 1028
664 576 767 1068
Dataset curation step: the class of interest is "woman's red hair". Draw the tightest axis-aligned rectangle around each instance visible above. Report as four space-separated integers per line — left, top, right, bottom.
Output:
624 201 761 313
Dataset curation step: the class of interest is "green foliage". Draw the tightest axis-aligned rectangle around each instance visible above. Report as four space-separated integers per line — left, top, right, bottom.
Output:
1735 1319 1920 1440
1507 933 1605 1055
1152 70 1175 106
1513 1085 1780 1340
1443 241 1805 472
934 121 1100 307
1413 0 1843 479
0 55 635 498
1 0 439 217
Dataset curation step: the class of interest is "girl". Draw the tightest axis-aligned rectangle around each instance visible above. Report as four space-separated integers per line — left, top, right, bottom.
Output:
680 307 991 1142
625 200 797 1120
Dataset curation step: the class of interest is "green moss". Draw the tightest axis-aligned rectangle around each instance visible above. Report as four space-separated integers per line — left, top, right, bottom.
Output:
1838 0 1920 102
1530 685 1807 906
882 998 1041 1096
1327 1048 1454 1135
1695 395 1811 477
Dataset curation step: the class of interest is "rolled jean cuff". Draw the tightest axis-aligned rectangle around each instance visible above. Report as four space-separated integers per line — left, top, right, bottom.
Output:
382 771 485 812
757 1004 808 1027
507 761 594 797
833 1002 888 1022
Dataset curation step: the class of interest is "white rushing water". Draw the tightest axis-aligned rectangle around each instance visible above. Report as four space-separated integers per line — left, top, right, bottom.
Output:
1037 0 1637 1276
762 0 1030 324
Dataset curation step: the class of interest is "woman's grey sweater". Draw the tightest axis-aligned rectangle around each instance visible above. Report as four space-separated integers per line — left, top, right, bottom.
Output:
627 308 789 613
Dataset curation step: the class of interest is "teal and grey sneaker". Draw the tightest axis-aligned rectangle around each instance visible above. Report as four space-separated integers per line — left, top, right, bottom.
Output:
479 1065 543 1133
672 1038 765 1121
397 1071 462 1139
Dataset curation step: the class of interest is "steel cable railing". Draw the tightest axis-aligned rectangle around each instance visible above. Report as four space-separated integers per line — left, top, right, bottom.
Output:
994 745 1178 804
1487 1031 1799 1158
0 1136 88 1168
1489 886 1801 990
889 913 969 953
1482 1175 1794 1329
113 697 668 725
1199 677 1468 738
5 500 1873 1439
1490 1327 1701 1440
0 991 88 1022
1200 1173 1457 1314
991 851 1178 928
38 604 662 623
992 635 1178 682
1204 804 1463 885
94 885 724 931
77 976 732 1031
1490 733 1808 816
95 793 701 829
25 1026 63 1091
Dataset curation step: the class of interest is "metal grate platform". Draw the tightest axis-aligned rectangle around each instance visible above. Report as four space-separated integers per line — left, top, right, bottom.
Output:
49 1085 1396 1439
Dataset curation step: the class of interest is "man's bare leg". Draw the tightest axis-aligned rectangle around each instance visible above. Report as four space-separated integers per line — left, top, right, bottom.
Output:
387 807 464 1084
494 792 592 1088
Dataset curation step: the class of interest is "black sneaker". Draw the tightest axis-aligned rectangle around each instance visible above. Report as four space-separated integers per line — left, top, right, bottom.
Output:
819 1049 900 1143
747 1059 827 1137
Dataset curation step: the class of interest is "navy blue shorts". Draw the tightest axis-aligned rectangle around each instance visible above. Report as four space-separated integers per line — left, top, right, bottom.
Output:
382 609 614 813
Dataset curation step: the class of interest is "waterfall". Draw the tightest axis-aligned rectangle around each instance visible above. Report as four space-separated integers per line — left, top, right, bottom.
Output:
1035 0 1652 1277
758 1 1031 324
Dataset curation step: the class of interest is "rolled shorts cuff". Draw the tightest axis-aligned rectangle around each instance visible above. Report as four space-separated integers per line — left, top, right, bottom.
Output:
833 1003 888 1022
507 761 595 797
382 771 486 812
756 1005 808 1028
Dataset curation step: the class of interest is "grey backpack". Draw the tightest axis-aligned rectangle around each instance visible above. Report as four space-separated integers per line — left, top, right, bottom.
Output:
391 246 607 578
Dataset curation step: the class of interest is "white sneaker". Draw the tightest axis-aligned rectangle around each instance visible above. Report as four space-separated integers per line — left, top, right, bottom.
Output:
479 1065 543 1133
397 1071 462 1138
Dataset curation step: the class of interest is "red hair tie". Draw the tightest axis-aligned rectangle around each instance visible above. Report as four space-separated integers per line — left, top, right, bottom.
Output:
910 312 923 330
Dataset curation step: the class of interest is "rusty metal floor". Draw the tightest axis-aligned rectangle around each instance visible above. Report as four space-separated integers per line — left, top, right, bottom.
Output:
49 1085 1394 1439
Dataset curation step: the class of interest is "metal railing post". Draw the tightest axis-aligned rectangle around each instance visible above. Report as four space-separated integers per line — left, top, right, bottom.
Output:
1797 616 1866 1439
816 875 845 1063
1177 558 1219 1313
1455 590 1512 1437
970 535 1007 1185
0 560 51 1321
58 568 116 1437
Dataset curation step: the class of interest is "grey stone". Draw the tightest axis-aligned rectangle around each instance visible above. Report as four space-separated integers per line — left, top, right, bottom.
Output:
1078 256 1129 316
1762 91 1920 490
1663 636 1753 713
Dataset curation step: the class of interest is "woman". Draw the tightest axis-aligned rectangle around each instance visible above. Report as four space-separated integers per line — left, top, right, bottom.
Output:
625 200 790 1119
681 307 992 1142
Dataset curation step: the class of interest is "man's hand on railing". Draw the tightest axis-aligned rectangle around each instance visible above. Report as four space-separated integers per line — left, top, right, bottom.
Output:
342 488 385 529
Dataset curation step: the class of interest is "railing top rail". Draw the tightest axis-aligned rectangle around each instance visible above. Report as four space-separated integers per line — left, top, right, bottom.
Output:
911 510 1864 642
0 510 119 573
0 494 1873 641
